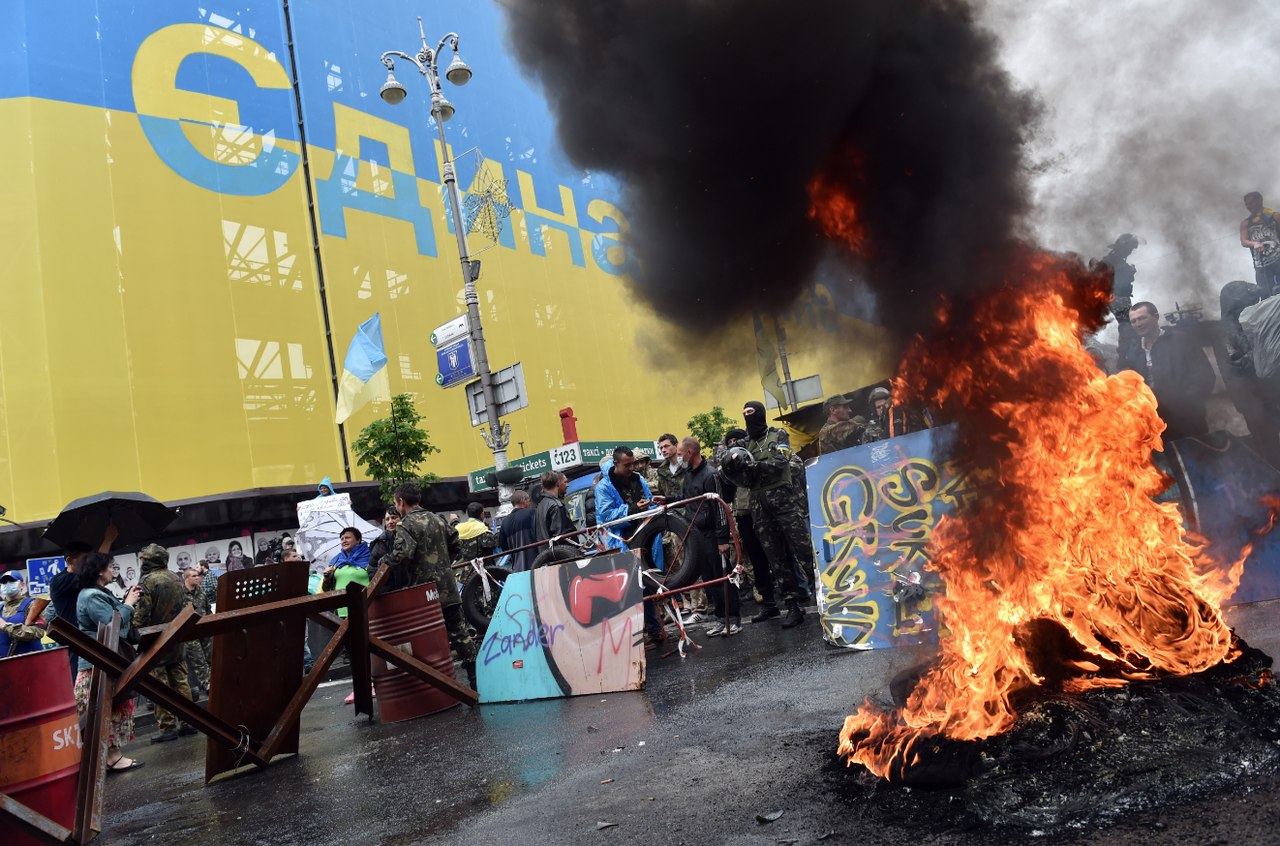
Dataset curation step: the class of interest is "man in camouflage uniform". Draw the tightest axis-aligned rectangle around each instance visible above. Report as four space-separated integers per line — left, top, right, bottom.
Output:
182 566 212 699
654 433 686 500
380 482 477 691
818 395 866 455
739 401 811 628
134 544 196 741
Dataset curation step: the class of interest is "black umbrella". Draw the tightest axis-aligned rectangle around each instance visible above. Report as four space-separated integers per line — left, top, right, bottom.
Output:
43 491 179 549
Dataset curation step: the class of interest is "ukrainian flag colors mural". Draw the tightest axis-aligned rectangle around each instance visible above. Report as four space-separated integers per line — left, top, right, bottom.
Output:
0 1 888 521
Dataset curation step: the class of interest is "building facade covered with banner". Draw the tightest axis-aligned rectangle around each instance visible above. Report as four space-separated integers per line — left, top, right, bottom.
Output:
0 0 887 522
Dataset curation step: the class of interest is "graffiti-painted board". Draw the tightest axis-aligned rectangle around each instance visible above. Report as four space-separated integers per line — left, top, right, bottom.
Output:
477 549 645 703
807 425 1280 652
806 425 980 650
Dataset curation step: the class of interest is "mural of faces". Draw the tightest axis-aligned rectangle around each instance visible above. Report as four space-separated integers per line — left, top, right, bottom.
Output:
532 549 645 696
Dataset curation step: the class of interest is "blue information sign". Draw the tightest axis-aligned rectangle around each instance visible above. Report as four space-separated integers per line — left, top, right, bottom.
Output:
26 556 66 597
436 337 476 388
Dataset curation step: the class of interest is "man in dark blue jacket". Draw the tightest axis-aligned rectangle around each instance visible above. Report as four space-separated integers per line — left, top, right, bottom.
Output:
497 491 540 571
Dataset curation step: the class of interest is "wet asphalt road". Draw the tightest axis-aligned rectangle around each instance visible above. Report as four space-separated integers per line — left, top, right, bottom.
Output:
100 601 1280 846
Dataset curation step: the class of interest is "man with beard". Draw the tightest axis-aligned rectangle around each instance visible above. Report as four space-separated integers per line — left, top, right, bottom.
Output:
738 401 809 628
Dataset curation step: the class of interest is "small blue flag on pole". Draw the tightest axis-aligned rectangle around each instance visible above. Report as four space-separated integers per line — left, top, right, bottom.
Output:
335 313 391 424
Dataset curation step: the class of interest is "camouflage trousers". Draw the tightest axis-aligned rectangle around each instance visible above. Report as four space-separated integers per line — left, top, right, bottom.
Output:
185 637 211 694
442 602 476 666
749 486 814 603
148 661 193 733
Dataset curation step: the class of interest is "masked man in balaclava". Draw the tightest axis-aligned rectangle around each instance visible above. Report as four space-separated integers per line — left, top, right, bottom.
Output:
737 401 811 628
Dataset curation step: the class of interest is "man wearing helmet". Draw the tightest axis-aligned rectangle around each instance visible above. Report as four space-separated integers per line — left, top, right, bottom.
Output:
862 384 931 444
735 401 811 628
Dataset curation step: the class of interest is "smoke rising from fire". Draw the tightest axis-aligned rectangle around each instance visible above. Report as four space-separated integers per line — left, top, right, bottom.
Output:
498 0 1039 343
984 0 1280 314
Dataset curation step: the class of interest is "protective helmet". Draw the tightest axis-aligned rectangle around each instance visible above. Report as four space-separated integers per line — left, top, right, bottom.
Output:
719 446 757 489
869 386 891 403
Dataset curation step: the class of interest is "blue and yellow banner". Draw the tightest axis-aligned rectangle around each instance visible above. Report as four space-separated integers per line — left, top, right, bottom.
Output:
0 1 890 521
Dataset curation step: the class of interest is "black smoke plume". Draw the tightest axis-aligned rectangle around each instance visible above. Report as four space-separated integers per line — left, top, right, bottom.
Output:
498 0 1040 342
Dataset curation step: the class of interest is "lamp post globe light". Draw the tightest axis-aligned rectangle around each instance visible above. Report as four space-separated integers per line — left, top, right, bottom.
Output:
380 17 512 506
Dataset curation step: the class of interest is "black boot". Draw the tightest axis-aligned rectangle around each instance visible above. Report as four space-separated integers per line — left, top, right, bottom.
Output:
751 605 780 623
780 600 805 628
462 661 478 693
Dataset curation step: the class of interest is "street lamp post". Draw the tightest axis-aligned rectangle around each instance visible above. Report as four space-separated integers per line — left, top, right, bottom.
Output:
379 17 513 506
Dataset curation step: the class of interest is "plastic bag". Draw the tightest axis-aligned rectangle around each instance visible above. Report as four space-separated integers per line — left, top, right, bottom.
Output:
1240 295 1280 378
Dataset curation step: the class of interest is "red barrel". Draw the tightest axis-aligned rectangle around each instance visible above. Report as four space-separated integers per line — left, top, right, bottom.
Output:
367 582 459 722
0 649 80 846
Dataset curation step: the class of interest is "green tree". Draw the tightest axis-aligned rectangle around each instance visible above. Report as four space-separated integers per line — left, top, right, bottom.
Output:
350 393 441 500
686 406 734 456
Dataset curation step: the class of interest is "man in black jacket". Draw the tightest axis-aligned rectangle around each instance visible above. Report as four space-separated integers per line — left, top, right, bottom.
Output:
536 471 572 541
678 436 739 635
1121 301 1216 441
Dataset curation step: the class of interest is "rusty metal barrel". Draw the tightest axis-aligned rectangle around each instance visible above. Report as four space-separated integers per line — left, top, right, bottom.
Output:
0 649 80 846
367 582 459 722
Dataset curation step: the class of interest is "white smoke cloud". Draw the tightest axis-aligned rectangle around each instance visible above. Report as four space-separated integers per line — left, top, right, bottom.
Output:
983 0 1280 317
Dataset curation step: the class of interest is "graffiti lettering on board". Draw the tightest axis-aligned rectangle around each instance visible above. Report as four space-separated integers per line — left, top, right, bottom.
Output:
477 550 646 703
807 426 981 650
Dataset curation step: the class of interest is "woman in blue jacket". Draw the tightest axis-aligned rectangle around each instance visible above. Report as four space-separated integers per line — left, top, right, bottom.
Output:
75 553 144 772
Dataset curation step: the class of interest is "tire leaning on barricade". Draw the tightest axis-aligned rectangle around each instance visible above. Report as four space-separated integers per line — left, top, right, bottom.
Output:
530 543 584 570
627 512 707 591
460 564 514 635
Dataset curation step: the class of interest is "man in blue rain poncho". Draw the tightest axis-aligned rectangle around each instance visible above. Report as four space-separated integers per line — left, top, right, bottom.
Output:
316 477 336 498
595 445 665 646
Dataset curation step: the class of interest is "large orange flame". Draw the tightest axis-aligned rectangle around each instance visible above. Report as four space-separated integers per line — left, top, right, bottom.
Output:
835 252 1257 780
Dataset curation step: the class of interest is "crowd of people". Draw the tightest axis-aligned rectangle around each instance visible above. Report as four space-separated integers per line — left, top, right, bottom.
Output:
9 192 1276 774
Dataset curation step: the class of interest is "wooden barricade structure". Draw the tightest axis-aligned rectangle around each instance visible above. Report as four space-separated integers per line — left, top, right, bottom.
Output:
0 561 476 844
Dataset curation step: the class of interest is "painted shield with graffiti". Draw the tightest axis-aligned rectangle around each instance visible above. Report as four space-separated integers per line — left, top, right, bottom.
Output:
477 549 646 703
806 425 981 650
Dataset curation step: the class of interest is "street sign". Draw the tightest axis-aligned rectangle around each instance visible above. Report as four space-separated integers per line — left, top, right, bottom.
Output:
467 361 528 426
26 556 65 597
436 337 476 388
469 439 658 492
765 373 824 410
429 314 469 347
